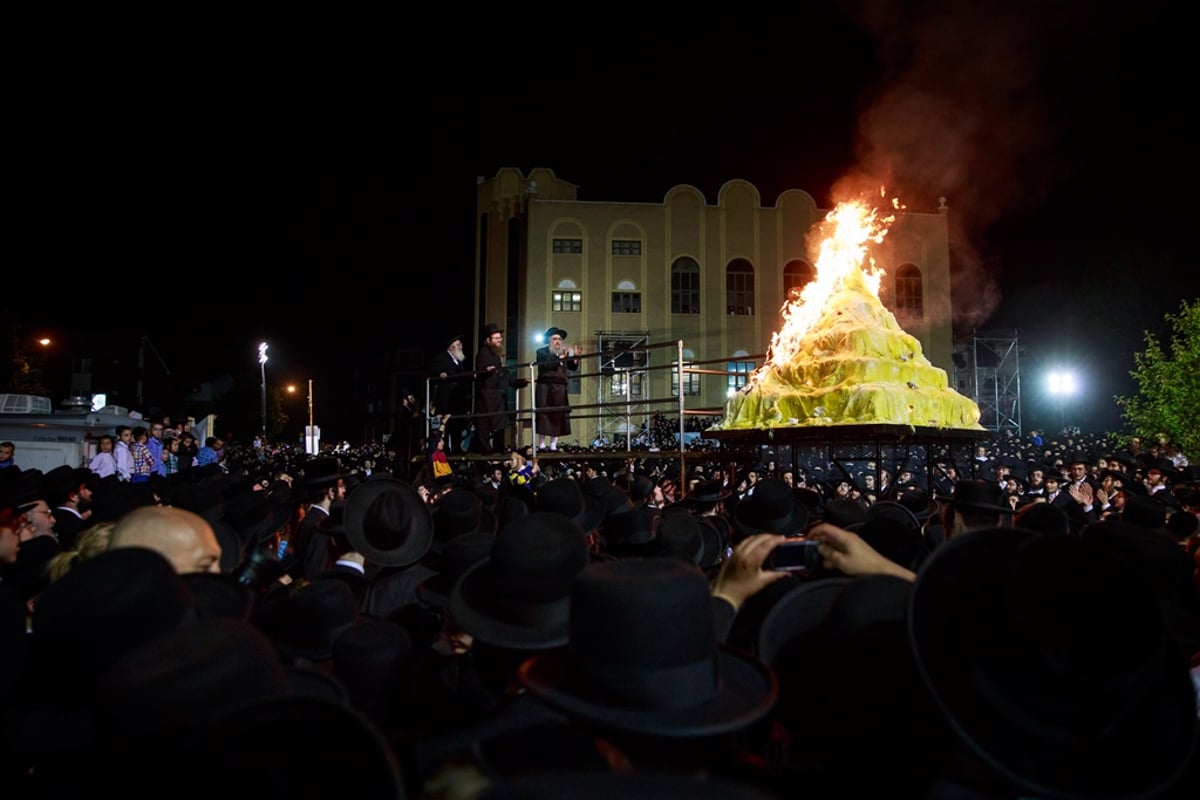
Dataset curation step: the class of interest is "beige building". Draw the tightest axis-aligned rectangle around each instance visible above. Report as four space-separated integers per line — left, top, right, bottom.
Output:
474 167 954 446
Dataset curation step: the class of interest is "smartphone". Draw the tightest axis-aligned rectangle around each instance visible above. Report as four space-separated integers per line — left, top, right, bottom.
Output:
276 538 290 560
764 537 821 574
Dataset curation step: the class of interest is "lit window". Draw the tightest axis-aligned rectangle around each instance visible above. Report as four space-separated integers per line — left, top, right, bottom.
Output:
553 238 583 254
671 364 702 397
611 240 642 256
552 291 582 312
609 372 644 398
728 360 756 391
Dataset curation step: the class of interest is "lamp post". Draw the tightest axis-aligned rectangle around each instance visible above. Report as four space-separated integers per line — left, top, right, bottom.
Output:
258 342 269 441
1047 369 1076 433
306 379 317 454
287 380 318 454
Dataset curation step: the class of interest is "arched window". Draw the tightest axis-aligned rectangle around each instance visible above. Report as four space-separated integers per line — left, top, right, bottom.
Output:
783 260 815 299
671 258 700 315
726 259 754 316
727 349 755 392
611 279 641 313
671 348 701 397
895 263 923 317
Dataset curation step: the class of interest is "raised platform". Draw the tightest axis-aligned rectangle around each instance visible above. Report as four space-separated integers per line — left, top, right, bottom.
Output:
705 424 991 492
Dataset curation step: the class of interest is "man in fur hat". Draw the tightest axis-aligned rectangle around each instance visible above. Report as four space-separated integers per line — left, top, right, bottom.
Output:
534 327 579 452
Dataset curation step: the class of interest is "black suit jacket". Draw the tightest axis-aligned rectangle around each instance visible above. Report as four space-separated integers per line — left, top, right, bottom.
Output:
430 349 470 416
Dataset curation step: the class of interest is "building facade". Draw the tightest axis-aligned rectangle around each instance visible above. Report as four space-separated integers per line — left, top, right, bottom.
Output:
474 167 954 446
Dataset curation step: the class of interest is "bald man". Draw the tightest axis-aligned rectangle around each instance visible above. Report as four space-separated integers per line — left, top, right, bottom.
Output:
109 505 222 574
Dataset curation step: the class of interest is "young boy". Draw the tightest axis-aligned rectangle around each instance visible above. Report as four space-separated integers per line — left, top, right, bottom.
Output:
507 448 539 490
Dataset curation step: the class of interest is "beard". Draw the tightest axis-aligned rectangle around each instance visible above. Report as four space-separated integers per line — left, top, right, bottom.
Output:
488 341 504 357
450 344 465 362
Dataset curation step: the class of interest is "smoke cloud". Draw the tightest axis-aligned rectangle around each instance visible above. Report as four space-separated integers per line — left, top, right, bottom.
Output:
833 0 1128 332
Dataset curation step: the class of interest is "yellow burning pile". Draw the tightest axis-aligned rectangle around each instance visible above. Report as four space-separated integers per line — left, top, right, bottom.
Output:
713 195 982 430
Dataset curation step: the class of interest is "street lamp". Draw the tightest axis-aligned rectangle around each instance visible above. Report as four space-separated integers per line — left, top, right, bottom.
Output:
1046 369 1076 432
258 342 269 441
306 379 316 455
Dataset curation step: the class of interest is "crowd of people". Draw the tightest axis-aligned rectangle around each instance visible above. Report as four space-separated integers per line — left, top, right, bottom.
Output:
1 402 1199 797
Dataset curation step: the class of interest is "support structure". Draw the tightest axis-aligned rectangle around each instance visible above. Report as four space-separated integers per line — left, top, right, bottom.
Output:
957 331 1022 436
595 331 650 447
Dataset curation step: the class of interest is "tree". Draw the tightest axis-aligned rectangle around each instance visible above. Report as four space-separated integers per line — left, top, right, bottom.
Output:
1114 298 1200 458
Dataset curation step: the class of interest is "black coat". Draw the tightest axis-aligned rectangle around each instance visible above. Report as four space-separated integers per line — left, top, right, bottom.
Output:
474 347 525 440
429 349 471 417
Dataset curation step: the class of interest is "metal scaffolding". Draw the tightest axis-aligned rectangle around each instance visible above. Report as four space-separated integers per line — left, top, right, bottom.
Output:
594 331 651 446
961 330 1022 436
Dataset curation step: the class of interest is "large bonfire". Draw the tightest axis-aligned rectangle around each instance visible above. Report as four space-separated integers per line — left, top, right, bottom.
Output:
712 193 982 431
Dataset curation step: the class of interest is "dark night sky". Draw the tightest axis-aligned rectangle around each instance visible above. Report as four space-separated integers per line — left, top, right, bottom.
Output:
9 1 1197 439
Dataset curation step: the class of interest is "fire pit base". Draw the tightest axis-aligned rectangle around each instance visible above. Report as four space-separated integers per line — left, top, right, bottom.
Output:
705 424 991 494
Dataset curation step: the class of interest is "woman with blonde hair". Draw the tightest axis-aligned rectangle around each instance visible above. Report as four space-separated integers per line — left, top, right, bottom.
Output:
47 522 115 583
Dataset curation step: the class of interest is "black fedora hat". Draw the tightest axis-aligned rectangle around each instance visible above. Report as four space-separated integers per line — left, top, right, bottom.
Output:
195 693 406 797
301 457 351 488
415 530 495 609
732 478 809 537
274 577 360 663
431 488 497 554
1120 493 1170 529
1039 470 1067 486
343 476 433 568
519 558 777 738
652 508 707 565
1098 468 1145 495
909 528 1198 798
947 479 1016 514
1147 457 1177 481
821 498 867 529
29 548 195 705
481 323 503 338
1107 451 1137 471
446 334 465 349
543 327 567 343
600 506 657 558
895 487 940 522
222 486 292 546
755 576 852 666
535 477 605 533
448 512 589 650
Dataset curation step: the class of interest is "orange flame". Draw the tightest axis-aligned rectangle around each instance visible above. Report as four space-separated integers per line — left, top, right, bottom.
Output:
752 190 902 386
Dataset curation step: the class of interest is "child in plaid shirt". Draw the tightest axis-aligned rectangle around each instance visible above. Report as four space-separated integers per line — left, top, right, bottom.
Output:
130 426 155 484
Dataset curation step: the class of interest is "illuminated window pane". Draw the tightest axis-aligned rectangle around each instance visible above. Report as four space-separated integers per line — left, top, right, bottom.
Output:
552 291 583 312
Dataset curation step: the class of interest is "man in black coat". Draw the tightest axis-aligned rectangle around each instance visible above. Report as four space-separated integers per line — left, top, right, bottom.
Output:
472 324 528 455
534 327 579 451
429 335 472 454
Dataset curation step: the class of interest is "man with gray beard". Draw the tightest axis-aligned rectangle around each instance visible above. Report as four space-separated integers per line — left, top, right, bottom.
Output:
430 335 472 454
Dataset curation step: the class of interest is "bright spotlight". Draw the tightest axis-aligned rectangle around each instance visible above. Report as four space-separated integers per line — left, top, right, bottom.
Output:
1047 370 1077 396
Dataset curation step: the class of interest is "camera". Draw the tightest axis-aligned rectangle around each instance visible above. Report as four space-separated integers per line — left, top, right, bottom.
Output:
764 537 822 574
